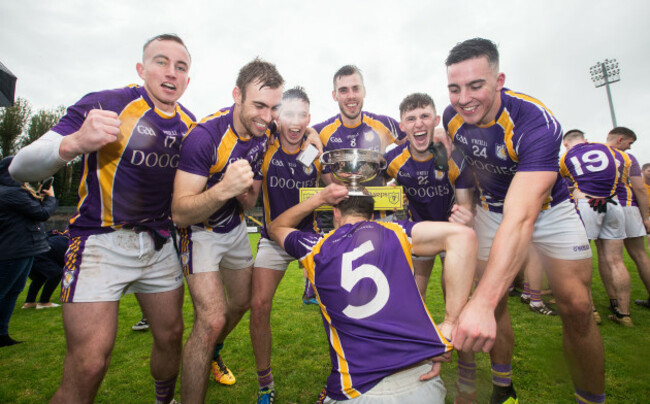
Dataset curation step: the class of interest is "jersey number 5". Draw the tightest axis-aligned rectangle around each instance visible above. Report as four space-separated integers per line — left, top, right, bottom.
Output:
341 240 390 319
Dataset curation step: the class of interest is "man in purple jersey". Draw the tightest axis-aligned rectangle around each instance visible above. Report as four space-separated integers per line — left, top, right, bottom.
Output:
384 92 474 298
171 58 284 404
248 87 321 404
268 183 477 403
442 38 604 404
10 34 193 404
313 65 405 225
560 130 630 324
603 127 650 311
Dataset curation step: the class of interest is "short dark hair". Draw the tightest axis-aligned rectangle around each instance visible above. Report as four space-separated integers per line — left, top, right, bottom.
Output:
334 195 374 220
563 129 585 142
333 65 364 88
445 38 499 70
283 86 310 104
608 126 637 141
143 33 190 61
399 93 436 117
236 57 284 101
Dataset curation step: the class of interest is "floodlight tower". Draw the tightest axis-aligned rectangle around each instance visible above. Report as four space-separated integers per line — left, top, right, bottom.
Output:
589 59 620 128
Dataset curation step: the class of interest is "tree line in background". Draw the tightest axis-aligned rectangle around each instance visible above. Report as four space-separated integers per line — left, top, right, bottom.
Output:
0 98 80 205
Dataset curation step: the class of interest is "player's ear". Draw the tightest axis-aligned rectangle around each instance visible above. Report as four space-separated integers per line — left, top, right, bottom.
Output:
233 86 242 105
136 62 145 80
496 72 506 91
331 90 337 102
434 114 441 127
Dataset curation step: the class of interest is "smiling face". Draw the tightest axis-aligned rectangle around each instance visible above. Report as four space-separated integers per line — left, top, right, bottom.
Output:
278 98 310 151
332 72 366 124
447 56 505 126
400 104 440 159
137 39 190 113
233 79 283 139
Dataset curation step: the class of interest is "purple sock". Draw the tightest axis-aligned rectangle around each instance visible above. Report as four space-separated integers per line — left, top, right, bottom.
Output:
457 359 476 393
257 366 274 389
575 387 605 404
491 362 512 387
155 375 177 404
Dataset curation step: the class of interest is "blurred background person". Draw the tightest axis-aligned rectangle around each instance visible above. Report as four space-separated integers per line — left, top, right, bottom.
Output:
0 156 57 347
22 229 69 309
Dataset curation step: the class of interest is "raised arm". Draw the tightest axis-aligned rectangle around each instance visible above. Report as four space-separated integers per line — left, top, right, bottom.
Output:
10 110 120 182
171 159 254 227
269 183 348 249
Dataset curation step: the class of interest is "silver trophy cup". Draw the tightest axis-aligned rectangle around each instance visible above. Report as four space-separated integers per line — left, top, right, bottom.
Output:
320 148 387 196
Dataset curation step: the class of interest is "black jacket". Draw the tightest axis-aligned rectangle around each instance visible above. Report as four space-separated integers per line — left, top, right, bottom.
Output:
30 230 69 279
0 156 58 260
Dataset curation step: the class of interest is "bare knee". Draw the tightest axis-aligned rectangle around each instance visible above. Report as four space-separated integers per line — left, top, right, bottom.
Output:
153 318 184 348
250 294 272 317
194 311 227 344
230 298 251 317
557 296 593 335
68 350 112 385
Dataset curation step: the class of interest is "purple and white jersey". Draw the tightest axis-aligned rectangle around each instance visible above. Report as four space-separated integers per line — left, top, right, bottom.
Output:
614 151 640 207
51 85 195 237
384 143 473 221
559 142 620 198
443 88 569 213
178 105 270 233
284 220 452 400
314 112 404 184
256 140 322 239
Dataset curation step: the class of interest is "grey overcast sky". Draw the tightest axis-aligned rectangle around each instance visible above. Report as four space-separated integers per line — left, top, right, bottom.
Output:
2 0 649 162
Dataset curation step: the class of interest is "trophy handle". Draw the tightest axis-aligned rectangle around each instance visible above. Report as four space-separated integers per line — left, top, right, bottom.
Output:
320 151 332 165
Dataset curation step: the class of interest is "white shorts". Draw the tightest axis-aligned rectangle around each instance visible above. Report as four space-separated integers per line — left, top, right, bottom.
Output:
323 362 445 404
61 229 183 303
576 199 625 240
474 200 592 261
623 206 646 238
254 237 297 271
178 221 254 275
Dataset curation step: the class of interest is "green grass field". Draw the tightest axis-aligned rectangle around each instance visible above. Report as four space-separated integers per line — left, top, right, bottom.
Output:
1 235 649 403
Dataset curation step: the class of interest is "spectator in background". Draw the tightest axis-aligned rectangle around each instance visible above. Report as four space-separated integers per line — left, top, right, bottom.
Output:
0 156 57 347
22 229 69 309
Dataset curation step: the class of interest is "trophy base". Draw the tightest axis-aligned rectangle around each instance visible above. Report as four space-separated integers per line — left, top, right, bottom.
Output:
299 186 404 210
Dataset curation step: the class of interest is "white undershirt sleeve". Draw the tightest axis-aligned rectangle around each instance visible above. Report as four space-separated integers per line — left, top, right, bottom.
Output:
9 131 70 182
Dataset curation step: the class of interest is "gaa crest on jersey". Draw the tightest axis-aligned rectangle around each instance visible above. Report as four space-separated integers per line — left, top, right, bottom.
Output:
496 144 507 160
434 170 445 181
62 269 75 289
303 165 314 175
